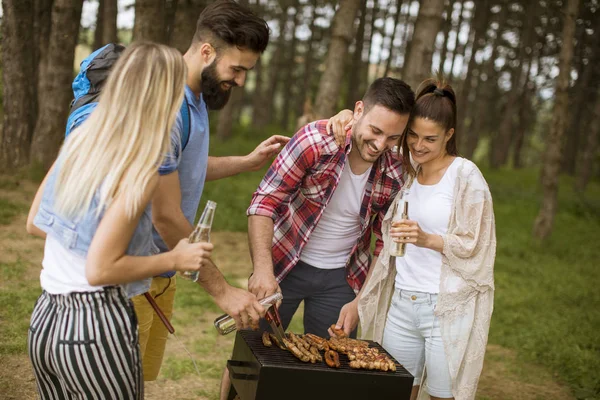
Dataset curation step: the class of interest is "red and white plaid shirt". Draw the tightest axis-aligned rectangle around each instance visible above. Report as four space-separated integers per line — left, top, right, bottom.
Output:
247 120 405 293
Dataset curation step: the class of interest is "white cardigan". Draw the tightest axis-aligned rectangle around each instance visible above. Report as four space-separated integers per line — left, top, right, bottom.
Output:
358 158 496 400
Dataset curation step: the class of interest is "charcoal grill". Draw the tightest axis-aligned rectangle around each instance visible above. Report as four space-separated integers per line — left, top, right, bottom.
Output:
227 330 414 400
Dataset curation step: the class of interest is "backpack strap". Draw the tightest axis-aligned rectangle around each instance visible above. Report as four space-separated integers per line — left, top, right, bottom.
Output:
180 96 191 151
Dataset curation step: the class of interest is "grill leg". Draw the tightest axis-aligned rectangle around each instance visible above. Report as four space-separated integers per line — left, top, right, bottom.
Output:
227 385 238 400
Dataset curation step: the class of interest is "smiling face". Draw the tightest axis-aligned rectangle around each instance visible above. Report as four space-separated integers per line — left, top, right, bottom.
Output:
350 103 409 164
197 45 259 109
406 117 454 165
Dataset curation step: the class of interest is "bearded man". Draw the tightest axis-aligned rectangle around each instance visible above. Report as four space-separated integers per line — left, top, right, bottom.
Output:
131 0 288 381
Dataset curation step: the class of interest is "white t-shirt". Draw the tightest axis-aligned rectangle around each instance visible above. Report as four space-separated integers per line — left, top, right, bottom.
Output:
300 158 371 269
40 234 106 294
395 157 460 293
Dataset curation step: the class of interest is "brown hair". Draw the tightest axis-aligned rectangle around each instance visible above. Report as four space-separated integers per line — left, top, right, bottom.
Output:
401 76 458 176
192 0 270 54
362 77 415 116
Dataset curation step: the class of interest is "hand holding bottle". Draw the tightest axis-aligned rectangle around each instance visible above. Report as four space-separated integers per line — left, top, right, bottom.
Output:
391 219 430 248
390 199 409 257
172 239 214 272
180 200 216 282
213 286 268 333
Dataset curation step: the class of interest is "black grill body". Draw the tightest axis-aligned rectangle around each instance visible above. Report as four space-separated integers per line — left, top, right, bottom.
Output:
227 330 414 400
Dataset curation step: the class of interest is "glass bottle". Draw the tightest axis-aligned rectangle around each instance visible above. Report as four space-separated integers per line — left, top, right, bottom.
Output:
390 198 409 257
179 200 217 282
214 292 283 335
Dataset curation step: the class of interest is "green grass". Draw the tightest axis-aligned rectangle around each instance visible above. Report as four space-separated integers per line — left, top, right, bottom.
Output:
0 198 27 225
0 260 40 355
482 167 600 399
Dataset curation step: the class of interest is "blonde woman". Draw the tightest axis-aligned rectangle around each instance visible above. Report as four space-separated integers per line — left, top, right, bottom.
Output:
331 78 496 400
25 43 212 399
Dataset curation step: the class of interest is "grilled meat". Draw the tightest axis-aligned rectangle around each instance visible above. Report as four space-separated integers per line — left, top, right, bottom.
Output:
262 331 273 347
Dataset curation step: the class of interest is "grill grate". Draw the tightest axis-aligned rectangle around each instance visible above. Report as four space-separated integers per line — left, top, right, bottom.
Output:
240 329 412 377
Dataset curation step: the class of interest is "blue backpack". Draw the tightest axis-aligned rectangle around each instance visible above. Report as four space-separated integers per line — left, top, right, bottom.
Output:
65 43 191 150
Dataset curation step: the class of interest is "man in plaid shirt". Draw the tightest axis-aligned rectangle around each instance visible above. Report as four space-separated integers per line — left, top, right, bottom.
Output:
246 77 415 338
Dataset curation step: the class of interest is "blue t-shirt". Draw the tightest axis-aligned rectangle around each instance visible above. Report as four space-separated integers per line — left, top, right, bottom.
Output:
153 86 210 277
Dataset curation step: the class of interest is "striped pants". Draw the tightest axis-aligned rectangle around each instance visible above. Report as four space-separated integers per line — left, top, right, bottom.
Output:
28 287 143 399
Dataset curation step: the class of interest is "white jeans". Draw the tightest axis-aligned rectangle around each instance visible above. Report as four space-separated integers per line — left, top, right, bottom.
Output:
382 289 453 398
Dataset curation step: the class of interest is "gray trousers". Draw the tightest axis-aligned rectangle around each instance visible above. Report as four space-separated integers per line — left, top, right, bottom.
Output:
269 260 357 338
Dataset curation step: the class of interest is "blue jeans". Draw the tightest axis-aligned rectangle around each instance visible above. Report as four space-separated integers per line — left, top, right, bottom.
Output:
383 289 453 398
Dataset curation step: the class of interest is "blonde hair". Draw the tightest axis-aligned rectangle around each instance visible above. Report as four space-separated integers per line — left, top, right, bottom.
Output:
54 42 186 220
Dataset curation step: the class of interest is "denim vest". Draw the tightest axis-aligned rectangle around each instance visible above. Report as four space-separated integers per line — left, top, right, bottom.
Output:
34 162 152 297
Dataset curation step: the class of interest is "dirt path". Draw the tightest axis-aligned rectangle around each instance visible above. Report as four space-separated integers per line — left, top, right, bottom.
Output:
0 177 574 400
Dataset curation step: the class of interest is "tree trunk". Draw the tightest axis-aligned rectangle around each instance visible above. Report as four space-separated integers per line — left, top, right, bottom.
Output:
533 0 580 241
281 1 301 130
35 0 55 72
464 1 507 160
456 0 489 150
133 0 166 43
575 88 600 192
169 0 205 54
401 0 445 89
562 10 600 175
102 0 118 44
452 0 471 81
30 0 83 170
163 0 180 44
93 0 105 49
448 0 464 79
438 0 455 73
372 1 391 75
512 53 535 169
361 0 379 89
314 0 361 119
491 2 532 168
252 3 289 128
34 0 54 122
346 0 368 108
397 1 415 72
0 0 37 170
299 0 319 114
383 0 405 77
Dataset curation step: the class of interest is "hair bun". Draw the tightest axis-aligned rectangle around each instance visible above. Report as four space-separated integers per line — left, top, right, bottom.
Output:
433 88 444 96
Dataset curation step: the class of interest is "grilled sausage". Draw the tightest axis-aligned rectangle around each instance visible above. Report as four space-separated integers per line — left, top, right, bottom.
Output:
305 333 327 350
324 350 340 368
269 333 286 350
283 338 310 362
262 331 273 347
329 324 347 338
309 345 323 362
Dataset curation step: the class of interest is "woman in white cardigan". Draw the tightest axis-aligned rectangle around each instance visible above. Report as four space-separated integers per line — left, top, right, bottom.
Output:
330 78 496 400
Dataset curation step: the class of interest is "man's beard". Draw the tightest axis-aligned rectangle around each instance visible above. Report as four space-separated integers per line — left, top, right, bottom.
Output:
200 62 236 110
352 122 382 163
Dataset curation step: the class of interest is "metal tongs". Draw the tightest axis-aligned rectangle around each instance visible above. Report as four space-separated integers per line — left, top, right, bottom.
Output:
265 304 287 348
